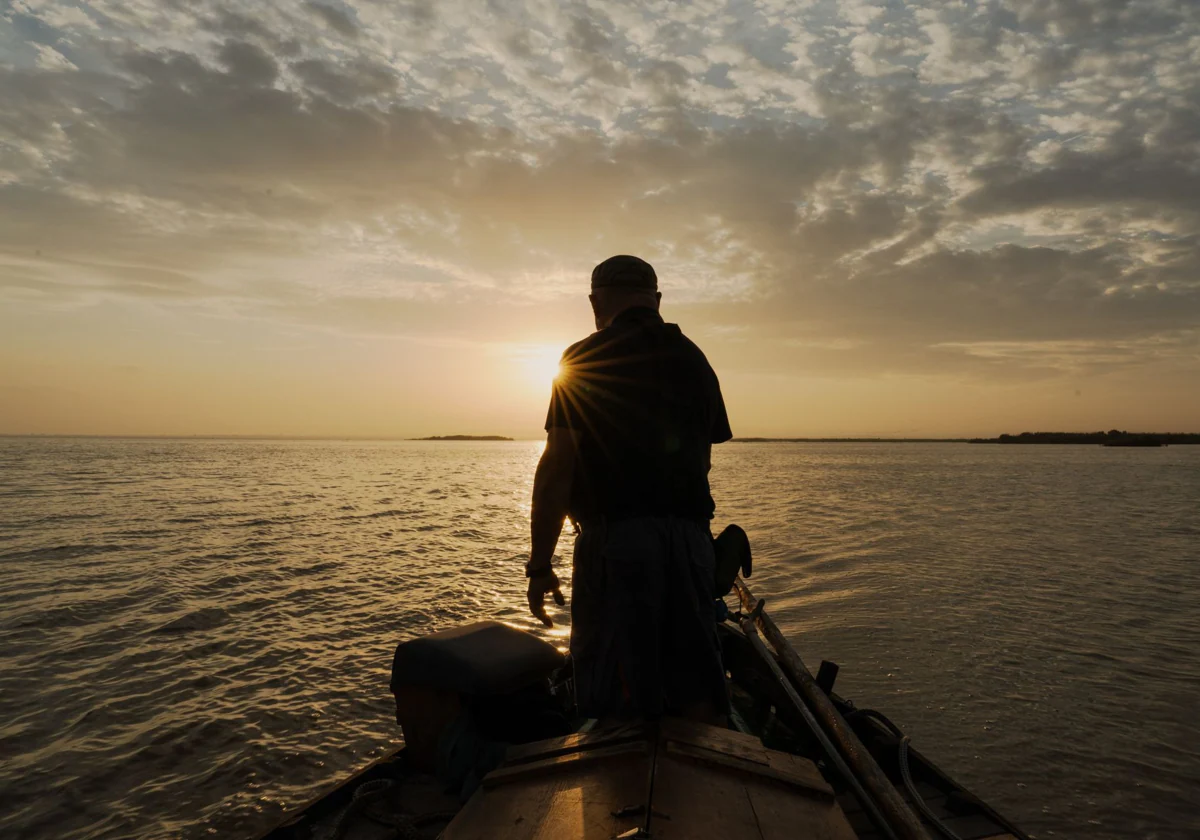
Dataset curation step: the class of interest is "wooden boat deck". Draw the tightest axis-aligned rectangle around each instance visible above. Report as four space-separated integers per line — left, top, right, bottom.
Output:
446 718 856 840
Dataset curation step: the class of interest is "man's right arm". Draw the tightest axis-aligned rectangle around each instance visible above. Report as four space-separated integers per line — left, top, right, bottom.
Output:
528 427 577 575
526 426 579 627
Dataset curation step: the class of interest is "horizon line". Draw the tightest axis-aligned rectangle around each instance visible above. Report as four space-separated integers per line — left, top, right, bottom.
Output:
3 432 1198 443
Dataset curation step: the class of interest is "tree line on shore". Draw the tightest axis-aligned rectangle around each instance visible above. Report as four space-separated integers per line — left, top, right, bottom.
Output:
969 430 1200 444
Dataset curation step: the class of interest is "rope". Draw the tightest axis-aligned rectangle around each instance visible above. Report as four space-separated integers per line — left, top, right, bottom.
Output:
899 736 962 840
354 778 394 798
848 709 963 840
328 777 455 840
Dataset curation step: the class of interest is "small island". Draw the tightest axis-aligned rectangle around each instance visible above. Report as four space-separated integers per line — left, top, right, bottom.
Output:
970 430 1200 446
410 435 514 441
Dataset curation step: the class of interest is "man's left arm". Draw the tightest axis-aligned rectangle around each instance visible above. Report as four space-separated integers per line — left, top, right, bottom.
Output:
526 426 579 626
707 361 733 444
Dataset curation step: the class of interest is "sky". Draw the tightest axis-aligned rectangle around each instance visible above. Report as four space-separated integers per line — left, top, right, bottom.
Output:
1 0 1198 438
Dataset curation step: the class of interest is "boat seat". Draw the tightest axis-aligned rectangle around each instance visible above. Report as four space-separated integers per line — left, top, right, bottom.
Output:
390 620 564 696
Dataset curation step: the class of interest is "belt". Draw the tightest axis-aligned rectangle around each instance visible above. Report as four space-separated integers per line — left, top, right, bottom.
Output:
577 513 710 531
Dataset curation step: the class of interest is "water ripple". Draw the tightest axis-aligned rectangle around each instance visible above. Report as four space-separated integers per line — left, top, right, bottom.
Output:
0 439 1198 840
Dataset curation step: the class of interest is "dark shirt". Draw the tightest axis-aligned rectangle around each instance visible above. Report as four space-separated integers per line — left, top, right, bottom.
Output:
545 307 732 522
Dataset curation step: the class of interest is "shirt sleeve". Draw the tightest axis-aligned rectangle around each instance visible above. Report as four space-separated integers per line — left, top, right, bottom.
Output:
682 333 732 444
709 367 733 443
544 349 578 431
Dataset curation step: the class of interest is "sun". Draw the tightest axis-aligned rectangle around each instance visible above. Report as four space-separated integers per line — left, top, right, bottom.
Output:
513 343 565 391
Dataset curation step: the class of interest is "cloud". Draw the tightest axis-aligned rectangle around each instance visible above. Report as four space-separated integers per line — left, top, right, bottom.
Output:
292 56 399 100
217 38 279 86
305 1 360 39
1 0 1198 383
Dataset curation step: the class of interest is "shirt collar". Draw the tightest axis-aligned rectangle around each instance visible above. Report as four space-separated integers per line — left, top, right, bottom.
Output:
610 306 664 328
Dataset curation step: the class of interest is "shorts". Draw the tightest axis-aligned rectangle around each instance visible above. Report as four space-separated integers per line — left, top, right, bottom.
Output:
569 516 730 719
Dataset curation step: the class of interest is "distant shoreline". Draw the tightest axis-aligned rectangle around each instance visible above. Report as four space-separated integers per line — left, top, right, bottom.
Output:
969 432 1200 445
409 435 514 441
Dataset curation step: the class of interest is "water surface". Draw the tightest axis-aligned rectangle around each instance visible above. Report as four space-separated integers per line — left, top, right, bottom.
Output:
1 439 1197 839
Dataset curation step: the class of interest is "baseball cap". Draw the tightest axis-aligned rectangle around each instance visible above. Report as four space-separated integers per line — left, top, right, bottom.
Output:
590 255 658 291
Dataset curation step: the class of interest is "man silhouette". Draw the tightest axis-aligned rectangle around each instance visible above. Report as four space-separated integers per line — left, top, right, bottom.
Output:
525 255 733 722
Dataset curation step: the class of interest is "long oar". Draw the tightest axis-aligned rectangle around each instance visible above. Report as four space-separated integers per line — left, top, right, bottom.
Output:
734 579 932 840
735 606 901 840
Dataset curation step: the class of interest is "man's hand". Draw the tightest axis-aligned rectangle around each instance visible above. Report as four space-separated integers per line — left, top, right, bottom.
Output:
527 568 566 627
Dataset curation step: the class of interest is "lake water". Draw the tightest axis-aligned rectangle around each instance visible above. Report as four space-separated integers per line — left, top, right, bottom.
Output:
1 439 1197 839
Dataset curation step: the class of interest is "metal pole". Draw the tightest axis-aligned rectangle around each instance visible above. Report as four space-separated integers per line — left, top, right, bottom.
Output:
737 612 901 840
735 579 932 840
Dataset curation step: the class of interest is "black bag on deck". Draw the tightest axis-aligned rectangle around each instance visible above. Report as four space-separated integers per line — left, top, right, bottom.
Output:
713 523 752 596
389 621 569 779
